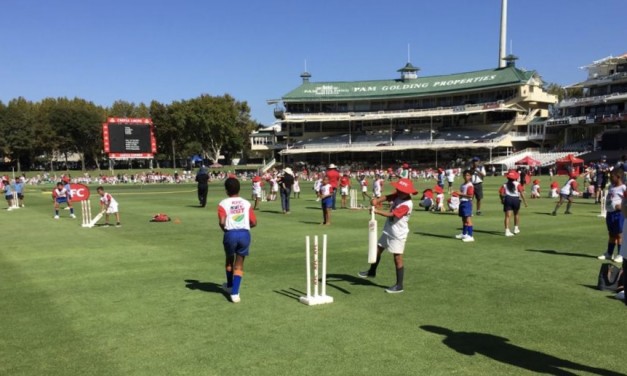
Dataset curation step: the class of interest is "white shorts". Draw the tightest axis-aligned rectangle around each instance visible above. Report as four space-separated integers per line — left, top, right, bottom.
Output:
105 203 118 214
252 188 261 197
341 186 349 195
378 232 406 254
362 186 368 193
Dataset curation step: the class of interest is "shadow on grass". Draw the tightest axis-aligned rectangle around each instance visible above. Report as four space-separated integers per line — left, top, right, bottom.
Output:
273 287 306 301
327 273 387 289
259 209 283 214
300 221 324 225
472 229 505 236
414 231 457 240
525 249 597 259
186 205 206 208
533 212 557 216
420 325 625 376
184 279 225 295
274 274 387 301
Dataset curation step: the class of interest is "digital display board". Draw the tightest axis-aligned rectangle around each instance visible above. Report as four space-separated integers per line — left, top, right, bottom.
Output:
103 117 157 159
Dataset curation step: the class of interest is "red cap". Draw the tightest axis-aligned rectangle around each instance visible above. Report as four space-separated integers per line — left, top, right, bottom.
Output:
391 178 418 195
506 170 519 180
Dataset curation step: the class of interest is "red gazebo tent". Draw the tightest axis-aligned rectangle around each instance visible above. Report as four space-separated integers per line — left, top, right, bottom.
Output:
555 154 584 176
514 156 541 167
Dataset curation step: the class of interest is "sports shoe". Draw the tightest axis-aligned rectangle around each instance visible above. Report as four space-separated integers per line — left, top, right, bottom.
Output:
597 253 611 260
70 213 76 219
102 223 110 227
551 211 556 216
613 254 623 263
221 283 232 294
505 229 514 237
54 215 59 219
358 270 376 278
476 211 482 216
616 290 625 301
564 211 572 215
385 285 404 293
462 236 475 242
455 233 465 239
230 294 241 303
115 223 121 227
513 226 520 234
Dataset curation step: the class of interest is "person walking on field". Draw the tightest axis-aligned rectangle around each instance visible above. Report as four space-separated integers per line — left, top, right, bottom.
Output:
219 177 257 303
499 170 528 237
278 167 294 214
97 186 121 227
358 178 417 293
195 166 210 207
469 157 486 215
597 170 626 263
251 175 262 210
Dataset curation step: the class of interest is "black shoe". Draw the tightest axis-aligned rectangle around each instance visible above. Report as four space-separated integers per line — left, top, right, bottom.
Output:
564 211 572 215
385 285 404 293
551 211 557 216
358 271 375 278
476 211 482 216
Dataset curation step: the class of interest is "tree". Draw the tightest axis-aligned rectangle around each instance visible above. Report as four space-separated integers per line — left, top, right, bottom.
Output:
544 82 583 101
151 100 185 169
180 94 255 164
48 98 105 171
3 97 36 172
108 100 150 118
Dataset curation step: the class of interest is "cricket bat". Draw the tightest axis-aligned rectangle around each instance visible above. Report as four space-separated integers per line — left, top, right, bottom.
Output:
368 208 378 263
89 211 105 227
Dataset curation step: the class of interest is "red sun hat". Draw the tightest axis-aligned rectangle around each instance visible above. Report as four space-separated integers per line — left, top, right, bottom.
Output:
391 178 418 195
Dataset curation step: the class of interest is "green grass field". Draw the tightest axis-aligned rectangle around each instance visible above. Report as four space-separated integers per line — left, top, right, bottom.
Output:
1 176 624 376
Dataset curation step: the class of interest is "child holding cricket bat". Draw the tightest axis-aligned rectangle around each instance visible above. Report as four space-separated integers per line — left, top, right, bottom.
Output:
358 178 417 293
97 186 120 227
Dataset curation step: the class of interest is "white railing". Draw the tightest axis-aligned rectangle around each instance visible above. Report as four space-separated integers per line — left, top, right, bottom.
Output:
261 158 276 173
284 100 512 122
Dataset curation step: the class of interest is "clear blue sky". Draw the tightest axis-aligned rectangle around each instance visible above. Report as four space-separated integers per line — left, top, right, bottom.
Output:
1 0 625 126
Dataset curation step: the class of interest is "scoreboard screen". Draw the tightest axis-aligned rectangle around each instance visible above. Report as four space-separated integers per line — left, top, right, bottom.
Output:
103 117 157 159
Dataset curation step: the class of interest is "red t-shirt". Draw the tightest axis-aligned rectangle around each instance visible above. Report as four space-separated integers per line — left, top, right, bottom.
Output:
326 169 340 188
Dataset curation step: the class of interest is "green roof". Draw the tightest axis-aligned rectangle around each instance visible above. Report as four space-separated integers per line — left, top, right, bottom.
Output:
282 66 535 102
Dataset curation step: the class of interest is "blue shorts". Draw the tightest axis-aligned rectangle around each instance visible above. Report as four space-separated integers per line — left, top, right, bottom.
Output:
606 211 624 235
55 197 68 204
503 196 521 212
223 230 251 257
321 197 333 209
459 201 473 217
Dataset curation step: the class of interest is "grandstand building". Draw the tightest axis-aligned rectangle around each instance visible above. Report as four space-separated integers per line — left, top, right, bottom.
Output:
548 53 627 154
252 56 556 167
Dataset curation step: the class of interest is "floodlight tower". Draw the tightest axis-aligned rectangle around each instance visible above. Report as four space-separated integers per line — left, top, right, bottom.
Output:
498 0 508 68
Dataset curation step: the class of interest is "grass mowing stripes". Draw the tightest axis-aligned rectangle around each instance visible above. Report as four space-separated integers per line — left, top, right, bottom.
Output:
0 176 624 375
